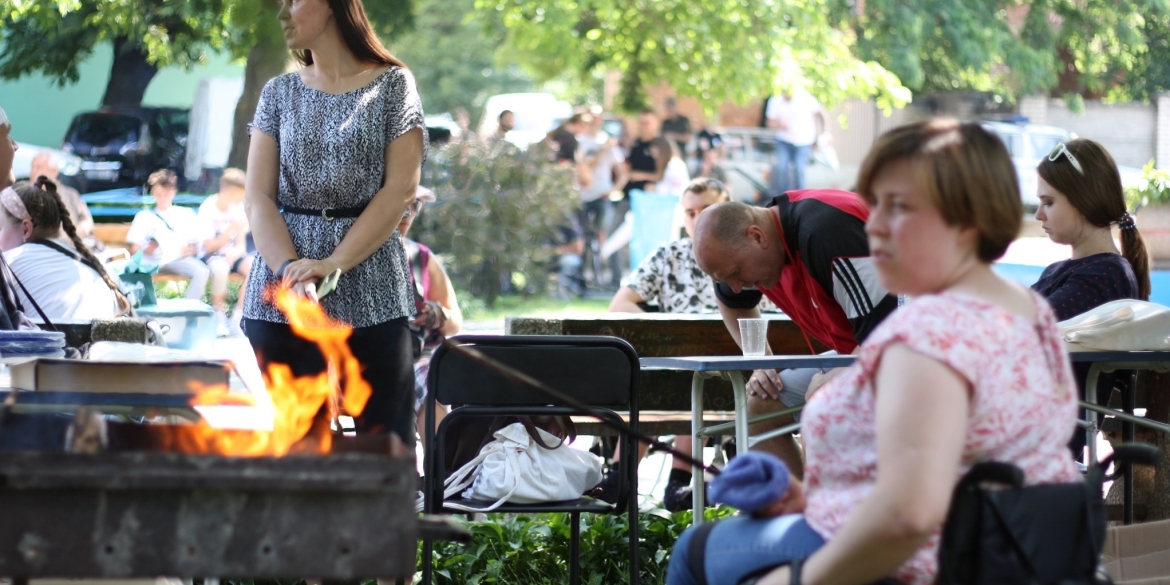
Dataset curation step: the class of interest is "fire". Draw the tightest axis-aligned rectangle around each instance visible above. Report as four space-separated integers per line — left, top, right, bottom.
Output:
172 285 372 457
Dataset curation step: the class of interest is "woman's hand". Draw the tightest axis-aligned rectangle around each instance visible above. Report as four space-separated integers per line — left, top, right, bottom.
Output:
289 280 319 302
282 257 342 286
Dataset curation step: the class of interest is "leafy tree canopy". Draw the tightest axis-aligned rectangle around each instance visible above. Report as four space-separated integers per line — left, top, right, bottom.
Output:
0 0 232 86
477 0 912 113
389 0 533 127
0 0 412 100
837 0 1170 102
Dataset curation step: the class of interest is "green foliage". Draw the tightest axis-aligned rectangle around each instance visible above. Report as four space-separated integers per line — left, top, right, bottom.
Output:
1126 160 1170 209
476 0 911 115
421 507 737 585
420 140 576 307
0 0 232 85
839 0 1170 101
0 0 413 94
388 0 533 127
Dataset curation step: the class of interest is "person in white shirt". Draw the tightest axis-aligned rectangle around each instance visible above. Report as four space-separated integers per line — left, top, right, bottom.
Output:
0 177 130 321
576 112 628 251
765 89 826 194
126 169 209 300
197 168 253 335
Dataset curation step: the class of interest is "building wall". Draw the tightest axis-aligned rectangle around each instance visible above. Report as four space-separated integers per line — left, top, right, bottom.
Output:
1018 96 1159 169
0 43 244 148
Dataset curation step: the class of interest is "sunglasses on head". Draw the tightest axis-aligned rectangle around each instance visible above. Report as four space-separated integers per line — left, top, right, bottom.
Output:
1048 142 1083 175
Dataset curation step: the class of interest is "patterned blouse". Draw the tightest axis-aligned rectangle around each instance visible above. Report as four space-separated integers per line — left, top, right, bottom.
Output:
244 67 427 327
802 292 1081 585
627 238 777 314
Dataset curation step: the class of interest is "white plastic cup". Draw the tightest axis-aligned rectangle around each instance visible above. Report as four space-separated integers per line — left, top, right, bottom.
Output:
737 318 768 356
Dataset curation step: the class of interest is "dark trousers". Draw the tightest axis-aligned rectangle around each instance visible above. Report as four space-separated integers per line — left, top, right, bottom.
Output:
243 317 416 446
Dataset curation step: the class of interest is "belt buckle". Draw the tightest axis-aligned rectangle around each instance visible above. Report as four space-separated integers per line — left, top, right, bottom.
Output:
322 208 335 221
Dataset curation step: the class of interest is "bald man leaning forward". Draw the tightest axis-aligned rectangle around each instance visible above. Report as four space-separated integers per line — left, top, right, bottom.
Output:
692 190 898 478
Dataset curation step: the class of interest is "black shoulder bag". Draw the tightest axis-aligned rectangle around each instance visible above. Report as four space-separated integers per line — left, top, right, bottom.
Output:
937 444 1159 585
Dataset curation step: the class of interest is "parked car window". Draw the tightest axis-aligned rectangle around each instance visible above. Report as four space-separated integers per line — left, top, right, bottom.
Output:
66 114 141 152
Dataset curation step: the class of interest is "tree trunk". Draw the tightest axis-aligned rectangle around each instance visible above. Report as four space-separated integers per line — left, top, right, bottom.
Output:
101 37 159 107
227 2 289 170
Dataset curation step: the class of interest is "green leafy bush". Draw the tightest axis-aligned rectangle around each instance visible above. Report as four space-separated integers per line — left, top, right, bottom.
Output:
420 507 737 585
1125 160 1170 210
416 139 577 306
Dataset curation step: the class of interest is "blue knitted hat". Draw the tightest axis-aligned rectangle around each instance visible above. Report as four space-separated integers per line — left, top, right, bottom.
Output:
708 452 790 514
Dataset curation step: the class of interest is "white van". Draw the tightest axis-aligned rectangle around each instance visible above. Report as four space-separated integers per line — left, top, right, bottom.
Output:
478 93 572 149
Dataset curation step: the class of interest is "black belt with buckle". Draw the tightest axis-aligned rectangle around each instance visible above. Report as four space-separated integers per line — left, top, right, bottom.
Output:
280 204 368 221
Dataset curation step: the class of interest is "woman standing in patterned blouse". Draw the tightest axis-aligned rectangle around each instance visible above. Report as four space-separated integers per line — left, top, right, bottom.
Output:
243 0 426 444
1031 138 1149 456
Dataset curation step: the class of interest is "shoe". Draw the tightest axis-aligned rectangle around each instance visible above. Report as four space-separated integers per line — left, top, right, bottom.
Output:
591 467 622 504
663 479 709 512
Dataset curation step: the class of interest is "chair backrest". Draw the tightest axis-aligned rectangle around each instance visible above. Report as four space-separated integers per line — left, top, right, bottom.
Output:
429 335 638 408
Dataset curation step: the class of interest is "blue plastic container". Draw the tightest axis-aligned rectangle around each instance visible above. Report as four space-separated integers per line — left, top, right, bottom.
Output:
136 298 217 352
628 189 680 271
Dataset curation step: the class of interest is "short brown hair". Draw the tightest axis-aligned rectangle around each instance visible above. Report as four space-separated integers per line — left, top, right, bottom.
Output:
856 119 1022 262
683 177 730 201
147 168 177 189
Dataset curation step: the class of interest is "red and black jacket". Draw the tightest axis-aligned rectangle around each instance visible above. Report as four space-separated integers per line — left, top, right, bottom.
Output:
714 189 898 353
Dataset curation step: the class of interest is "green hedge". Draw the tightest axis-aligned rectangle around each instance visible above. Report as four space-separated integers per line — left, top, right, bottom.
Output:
422 507 736 585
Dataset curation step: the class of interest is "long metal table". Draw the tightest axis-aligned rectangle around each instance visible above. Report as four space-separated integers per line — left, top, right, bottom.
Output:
643 351 1170 525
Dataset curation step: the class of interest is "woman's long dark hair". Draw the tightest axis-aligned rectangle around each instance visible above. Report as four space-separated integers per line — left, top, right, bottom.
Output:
10 177 133 315
294 0 405 68
1037 138 1150 300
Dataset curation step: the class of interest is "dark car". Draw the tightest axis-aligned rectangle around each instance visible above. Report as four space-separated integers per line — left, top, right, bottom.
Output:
62 107 190 192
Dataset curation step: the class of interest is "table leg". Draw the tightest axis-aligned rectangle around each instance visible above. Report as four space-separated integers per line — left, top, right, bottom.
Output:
692 372 706 525
727 371 750 454
1124 371 1136 525
1086 363 1103 466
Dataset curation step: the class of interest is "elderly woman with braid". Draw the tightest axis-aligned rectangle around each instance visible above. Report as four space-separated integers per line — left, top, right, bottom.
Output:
0 177 131 321
1032 138 1151 458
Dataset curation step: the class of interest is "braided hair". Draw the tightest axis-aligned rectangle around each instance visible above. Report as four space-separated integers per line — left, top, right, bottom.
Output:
11 177 133 315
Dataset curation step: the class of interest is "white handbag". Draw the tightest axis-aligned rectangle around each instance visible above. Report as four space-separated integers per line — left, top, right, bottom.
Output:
425 422 604 512
1059 299 1170 352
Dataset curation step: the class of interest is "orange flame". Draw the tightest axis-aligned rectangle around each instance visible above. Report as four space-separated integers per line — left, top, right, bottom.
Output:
174 285 371 457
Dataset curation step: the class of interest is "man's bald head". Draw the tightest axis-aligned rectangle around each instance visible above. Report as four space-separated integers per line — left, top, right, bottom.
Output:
693 202 755 259
693 201 785 292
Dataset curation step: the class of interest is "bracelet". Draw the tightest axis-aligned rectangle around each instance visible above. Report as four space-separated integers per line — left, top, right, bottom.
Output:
275 258 295 279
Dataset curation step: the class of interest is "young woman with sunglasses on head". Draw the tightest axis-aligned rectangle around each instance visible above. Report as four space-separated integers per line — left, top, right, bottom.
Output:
1032 138 1150 457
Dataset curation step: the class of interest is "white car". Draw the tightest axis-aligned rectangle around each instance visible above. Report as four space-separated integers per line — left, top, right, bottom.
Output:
478 93 572 150
11 142 84 184
979 120 1143 209
714 127 858 203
